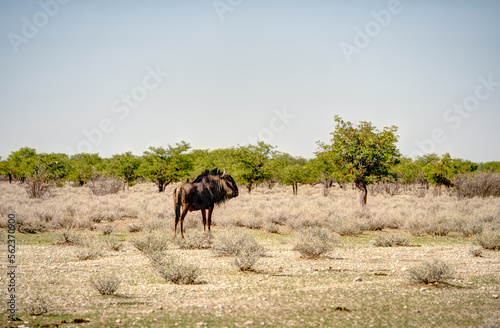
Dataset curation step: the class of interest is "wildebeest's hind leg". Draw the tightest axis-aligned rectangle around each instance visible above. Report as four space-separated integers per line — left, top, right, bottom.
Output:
207 206 214 234
176 207 189 239
201 209 207 232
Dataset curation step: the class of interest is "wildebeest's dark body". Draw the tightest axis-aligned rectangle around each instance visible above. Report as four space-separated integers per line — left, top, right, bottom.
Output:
173 169 238 238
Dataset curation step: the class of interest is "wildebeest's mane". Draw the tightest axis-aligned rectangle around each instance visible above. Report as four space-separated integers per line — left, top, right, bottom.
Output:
192 168 235 205
193 168 224 182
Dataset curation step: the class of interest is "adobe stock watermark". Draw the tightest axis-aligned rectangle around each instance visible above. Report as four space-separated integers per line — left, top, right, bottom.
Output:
339 0 406 64
213 0 243 21
66 65 168 154
244 106 295 145
410 73 500 158
7 0 70 54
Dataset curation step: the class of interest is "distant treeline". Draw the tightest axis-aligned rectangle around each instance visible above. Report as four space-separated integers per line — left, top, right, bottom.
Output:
1 142 498 195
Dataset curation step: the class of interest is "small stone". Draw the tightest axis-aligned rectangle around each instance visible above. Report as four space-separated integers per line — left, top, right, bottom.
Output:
354 277 362 282
493 294 498 299
420 288 428 292
244 320 254 326
116 319 121 323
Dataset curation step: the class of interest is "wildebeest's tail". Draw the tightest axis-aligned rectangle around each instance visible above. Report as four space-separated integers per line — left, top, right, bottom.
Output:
173 186 182 222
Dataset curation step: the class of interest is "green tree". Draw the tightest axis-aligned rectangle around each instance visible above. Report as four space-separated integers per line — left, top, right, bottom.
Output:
310 150 339 196
69 153 103 186
35 153 70 185
419 153 466 194
391 156 426 186
478 161 500 173
6 147 37 182
190 148 239 179
139 142 193 192
0 157 8 180
110 152 141 188
270 152 308 195
233 142 274 193
320 116 400 206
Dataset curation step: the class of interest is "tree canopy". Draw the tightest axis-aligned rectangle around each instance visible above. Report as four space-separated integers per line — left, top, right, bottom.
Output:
319 116 400 205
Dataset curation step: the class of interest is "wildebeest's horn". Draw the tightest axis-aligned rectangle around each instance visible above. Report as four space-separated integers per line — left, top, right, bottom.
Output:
222 168 226 177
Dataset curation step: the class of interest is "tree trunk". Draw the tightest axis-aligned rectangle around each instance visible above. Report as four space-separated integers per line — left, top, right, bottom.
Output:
355 181 368 206
292 182 298 195
247 183 253 194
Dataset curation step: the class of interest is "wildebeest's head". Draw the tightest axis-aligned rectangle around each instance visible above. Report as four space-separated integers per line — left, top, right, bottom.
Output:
219 169 238 199
193 168 238 203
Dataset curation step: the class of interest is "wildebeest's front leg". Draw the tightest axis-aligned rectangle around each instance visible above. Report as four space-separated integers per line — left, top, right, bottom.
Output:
207 206 214 234
201 209 207 231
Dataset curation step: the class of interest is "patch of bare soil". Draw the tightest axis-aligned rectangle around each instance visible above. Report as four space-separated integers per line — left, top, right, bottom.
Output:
2 225 499 327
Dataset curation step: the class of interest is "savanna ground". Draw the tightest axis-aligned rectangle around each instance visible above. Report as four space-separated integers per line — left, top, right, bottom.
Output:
1 181 499 327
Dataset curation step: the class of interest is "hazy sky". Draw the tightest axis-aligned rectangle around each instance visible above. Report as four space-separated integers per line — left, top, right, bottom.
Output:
1 0 499 162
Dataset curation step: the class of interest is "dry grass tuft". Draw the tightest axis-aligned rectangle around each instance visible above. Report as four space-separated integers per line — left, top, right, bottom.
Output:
293 227 339 259
130 231 170 254
128 223 143 233
24 296 49 316
148 252 200 284
175 231 213 250
104 234 124 251
408 259 454 284
373 234 410 247
212 230 265 271
87 177 123 196
89 273 121 295
454 172 500 198
475 228 500 250
72 232 103 260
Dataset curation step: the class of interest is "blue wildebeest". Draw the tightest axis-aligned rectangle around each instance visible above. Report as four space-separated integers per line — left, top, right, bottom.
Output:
173 169 238 238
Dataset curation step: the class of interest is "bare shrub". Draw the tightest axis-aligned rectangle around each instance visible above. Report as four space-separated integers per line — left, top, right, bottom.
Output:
293 227 339 259
373 234 410 247
87 176 123 196
425 223 452 236
130 232 170 254
149 252 200 284
240 216 264 230
52 228 80 245
89 273 121 295
212 230 259 256
407 219 428 237
73 233 102 260
411 185 428 198
23 164 53 198
455 219 483 237
212 230 265 271
16 215 48 233
454 172 500 199
128 223 143 233
408 259 454 284
101 224 114 235
475 228 500 250
364 216 386 231
104 235 124 251
175 231 213 250
332 220 363 236
234 244 264 271
263 222 280 234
